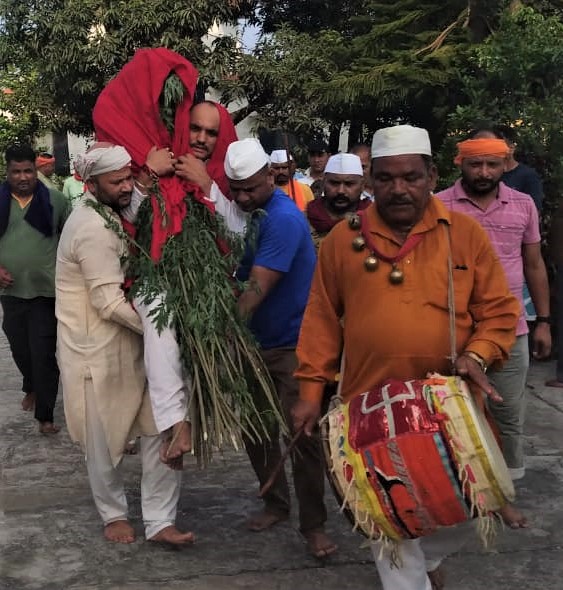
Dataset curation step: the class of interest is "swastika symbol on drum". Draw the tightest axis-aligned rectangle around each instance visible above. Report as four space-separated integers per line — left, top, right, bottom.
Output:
360 381 417 438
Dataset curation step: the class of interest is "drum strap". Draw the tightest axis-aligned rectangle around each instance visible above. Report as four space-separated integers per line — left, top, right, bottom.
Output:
441 220 458 372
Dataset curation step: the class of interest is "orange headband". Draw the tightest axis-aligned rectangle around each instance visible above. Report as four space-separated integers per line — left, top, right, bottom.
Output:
454 138 509 166
36 155 55 167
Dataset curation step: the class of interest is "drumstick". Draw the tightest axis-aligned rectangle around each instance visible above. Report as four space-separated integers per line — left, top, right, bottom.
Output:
258 426 305 498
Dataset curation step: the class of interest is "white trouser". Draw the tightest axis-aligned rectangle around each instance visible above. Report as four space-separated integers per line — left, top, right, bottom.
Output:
133 294 190 433
371 520 475 590
85 380 182 538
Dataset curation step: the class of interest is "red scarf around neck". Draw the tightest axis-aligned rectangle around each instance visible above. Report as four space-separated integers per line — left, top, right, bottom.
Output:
306 197 371 233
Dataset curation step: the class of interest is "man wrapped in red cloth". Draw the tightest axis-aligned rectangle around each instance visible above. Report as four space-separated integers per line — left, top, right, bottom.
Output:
93 48 243 466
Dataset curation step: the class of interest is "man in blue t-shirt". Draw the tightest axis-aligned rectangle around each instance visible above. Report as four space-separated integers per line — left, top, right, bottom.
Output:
225 138 336 559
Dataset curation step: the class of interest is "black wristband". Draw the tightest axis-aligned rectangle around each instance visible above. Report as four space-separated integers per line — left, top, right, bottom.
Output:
535 316 551 324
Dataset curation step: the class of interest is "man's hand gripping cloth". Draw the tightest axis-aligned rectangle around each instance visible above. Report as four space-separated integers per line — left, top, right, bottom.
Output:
92 47 237 261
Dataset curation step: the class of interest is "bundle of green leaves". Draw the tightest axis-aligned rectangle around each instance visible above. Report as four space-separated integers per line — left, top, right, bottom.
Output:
99 74 285 465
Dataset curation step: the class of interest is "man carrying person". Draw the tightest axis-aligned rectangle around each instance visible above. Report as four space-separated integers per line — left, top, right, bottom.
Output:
293 125 520 589
0 144 70 433
436 133 551 527
269 150 315 212
306 152 371 250
224 138 336 559
56 142 193 546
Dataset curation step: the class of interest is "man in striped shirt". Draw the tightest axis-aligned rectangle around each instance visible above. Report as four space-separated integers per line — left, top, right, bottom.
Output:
436 135 551 529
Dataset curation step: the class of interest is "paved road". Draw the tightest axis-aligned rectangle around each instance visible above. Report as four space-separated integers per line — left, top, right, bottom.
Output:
1 325 562 589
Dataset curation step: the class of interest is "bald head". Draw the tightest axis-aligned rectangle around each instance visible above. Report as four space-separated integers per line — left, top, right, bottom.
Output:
350 143 371 181
189 102 220 161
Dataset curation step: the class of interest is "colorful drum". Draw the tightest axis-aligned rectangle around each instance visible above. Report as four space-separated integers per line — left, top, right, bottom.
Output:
322 374 514 542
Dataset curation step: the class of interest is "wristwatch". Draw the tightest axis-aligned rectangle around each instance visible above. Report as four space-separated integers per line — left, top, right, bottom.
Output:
535 316 551 324
463 351 487 373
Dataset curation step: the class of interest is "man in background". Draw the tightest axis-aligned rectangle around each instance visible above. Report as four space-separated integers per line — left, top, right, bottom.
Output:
62 163 85 204
495 125 544 212
270 150 314 212
36 152 58 190
306 152 370 250
0 144 70 433
437 133 551 528
302 140 330 199
349 143 374 200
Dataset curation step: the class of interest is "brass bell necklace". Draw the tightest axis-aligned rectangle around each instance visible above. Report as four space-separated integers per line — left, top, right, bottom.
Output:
348 211 423 284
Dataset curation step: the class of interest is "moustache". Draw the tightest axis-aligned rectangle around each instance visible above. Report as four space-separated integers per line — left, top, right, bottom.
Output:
386 197 414 207
191 142 208 152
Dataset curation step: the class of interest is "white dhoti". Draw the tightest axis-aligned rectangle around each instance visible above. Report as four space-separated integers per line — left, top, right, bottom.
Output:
371 520 475 590
133 294 190 433
85 379 182 538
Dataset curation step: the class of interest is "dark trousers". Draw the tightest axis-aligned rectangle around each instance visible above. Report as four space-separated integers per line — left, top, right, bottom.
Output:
1 296 59 423
243 347 327 533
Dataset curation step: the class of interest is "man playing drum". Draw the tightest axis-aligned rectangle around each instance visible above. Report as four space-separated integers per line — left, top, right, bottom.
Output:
292 125 520 590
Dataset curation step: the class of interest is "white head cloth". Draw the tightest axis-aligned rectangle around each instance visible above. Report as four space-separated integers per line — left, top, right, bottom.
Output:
371 125 432 159
74 145 132 181
325 153 363 175
225 138 270 180
269 150 293 164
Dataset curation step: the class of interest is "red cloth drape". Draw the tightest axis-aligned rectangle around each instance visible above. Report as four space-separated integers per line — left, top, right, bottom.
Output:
92 47 237 261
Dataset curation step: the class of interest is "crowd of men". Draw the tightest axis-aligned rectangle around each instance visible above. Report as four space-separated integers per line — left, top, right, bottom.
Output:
0 103 557 590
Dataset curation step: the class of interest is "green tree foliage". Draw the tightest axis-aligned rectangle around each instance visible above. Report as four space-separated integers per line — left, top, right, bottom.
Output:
0 0 253 134
224 1 477 147
219 26 339 141
438 6 563 212
0 65 58 170
255 0 368 36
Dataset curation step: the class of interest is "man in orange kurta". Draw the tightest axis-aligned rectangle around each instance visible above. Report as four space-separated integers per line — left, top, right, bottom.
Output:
270 150 315 212
293 125 520 590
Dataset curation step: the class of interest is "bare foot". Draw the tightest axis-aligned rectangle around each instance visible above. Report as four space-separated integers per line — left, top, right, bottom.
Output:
545 379 563 389
428 565 445 590
159 421 191 469
124 439 138 455
21 392 36 411
302 528 338 559
246 509 288 532
148 525 195 546
499 503 528 528
38 422 60 434
104 520 136 544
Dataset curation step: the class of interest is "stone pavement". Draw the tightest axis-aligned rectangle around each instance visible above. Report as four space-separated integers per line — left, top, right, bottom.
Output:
1 325 562 590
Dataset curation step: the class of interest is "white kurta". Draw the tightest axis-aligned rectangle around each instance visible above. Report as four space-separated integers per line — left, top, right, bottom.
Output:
55 194 156 466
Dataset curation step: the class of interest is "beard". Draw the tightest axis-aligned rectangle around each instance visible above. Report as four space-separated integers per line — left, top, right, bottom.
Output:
190 142 210 160
325 195 355 214
462 176 500 195
275 174 289 185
